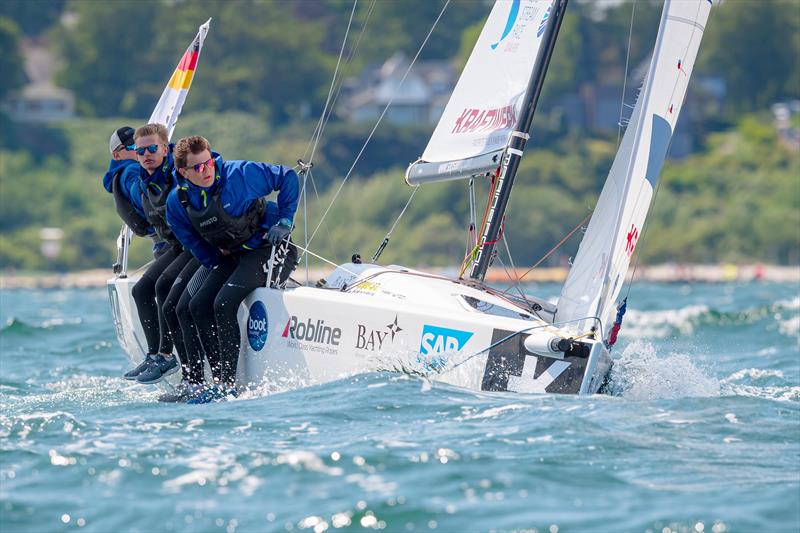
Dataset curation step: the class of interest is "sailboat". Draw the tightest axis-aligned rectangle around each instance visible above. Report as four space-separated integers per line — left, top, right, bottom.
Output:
108 0 714 395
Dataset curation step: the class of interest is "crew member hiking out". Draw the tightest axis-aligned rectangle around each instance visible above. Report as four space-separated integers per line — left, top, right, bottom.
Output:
124 123 196 387
103 126 162 248
166 135 299 404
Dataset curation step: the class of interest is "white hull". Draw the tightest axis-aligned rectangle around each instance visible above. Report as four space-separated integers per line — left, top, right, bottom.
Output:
108 263 611 396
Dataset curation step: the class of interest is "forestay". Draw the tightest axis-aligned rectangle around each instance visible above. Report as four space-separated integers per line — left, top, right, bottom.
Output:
555 0 713 336
406 0 554 185
149 19 211 139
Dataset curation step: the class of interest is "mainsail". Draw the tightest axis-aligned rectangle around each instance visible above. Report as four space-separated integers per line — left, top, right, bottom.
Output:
149 19 211 140
406 0 555 185
555 0 713 336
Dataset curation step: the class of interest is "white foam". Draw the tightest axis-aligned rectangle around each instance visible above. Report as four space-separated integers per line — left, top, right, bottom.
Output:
721 368 784 383
608 340 720 400
623 305 710 338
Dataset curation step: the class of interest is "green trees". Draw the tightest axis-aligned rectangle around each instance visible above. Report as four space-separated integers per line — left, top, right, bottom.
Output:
699 0 800 111
0 18 26 103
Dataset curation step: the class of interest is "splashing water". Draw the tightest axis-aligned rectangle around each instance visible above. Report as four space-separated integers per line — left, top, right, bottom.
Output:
606 340 721 400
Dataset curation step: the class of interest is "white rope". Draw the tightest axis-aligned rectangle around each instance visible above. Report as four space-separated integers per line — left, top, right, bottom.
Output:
302 0 451 258
291 240 359 278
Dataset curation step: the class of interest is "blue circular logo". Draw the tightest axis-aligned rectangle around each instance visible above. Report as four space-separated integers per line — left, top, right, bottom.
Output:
247 301 268 351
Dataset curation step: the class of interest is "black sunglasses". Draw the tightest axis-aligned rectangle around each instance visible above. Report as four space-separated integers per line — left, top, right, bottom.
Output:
135 144 161 156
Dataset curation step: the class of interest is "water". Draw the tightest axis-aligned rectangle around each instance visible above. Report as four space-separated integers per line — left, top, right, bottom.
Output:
1 283 798 533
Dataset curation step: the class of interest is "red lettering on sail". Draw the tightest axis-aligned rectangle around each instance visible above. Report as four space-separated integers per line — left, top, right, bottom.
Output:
625 224 639 255
451 105 517 134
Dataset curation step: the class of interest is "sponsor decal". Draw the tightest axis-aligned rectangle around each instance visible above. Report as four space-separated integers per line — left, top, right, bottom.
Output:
625 224 639 255
350 280 381 295
490 0 520 50
282 315 341 355
356 315 403 352
537 4 551 38
481 329 586 394
418 325 473 370
247 301 268 351
451 105 517 135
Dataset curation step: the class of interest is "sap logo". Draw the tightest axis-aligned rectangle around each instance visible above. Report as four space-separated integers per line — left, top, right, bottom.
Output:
490 0 520 50
247 301 268 351
199 216 218 227
282 315 341 346
420 325 473 355
356 315 403 352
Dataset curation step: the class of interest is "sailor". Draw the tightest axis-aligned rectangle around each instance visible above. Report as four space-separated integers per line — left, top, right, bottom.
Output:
103 126 156 244
166 135 299 403
123 123 196 386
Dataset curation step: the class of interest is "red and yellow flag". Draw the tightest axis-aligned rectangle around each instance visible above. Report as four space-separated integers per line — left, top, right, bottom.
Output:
149 18 211 140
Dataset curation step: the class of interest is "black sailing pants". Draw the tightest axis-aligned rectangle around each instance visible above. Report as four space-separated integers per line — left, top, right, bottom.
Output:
131 244 182 355
188 247 273 386
162 256 203 382
173 263 213 384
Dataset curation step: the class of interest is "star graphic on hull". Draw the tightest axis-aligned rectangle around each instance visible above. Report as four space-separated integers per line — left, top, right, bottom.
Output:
386 315 403 341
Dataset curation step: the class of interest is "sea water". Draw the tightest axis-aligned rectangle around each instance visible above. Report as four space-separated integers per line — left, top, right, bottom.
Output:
1 283 798 532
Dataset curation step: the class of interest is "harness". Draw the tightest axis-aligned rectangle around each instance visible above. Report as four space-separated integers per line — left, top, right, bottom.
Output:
177 181 267 251
140 163 179 246
111 169 150 237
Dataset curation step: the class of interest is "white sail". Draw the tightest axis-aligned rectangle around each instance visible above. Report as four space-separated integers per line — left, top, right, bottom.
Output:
406 0 554 185
149 19 211 140
555 0 713 336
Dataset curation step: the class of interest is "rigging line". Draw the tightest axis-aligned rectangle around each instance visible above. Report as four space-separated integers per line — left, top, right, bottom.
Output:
500 230 531 305
312 0 377 156
303 0 451 257
500 211 592 294
290 239 359 277
616 0 636 147
306 169 340 263
372 186 418 262
305 0 359 164
493 251 529 305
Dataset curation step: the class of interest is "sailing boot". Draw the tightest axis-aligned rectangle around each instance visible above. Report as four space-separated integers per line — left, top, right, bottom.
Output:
135 354 179 385
123 353 156 380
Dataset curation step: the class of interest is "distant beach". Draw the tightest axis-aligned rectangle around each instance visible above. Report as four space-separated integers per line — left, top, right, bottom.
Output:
2 263 797 290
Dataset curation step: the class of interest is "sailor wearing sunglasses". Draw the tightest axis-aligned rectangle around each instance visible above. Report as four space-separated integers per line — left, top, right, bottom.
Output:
166 135 299 403
102 126 158 242
120 123 199 390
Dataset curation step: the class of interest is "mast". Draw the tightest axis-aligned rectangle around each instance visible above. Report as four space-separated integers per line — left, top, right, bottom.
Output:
469 0 568 282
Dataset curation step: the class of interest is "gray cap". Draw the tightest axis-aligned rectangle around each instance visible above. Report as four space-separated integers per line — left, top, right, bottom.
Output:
108 126 136 155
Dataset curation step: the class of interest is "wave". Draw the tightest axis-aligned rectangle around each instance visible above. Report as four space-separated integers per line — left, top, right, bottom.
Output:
623 297 800 339
0 316 84 335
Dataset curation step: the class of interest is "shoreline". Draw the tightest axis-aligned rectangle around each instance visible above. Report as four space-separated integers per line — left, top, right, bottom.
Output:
1 264 798 290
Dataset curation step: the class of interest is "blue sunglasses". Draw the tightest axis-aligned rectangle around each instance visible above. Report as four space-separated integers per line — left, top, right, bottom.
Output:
135 144 161 156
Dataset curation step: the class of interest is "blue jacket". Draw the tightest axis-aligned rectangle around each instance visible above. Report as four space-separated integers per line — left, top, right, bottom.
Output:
166 154 300 268
102 159 146 217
